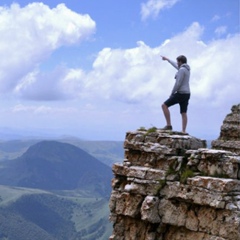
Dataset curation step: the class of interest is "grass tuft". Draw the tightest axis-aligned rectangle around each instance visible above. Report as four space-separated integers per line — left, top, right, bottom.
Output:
146 126 157 134
180 169 194 183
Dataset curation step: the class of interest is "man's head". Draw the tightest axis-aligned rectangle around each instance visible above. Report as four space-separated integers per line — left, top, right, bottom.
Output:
176 55 187 68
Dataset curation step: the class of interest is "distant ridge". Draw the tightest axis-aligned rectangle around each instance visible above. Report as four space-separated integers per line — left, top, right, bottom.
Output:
0 141 112 197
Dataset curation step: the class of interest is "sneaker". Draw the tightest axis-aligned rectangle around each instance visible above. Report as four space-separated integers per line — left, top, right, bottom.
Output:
161 125 172 130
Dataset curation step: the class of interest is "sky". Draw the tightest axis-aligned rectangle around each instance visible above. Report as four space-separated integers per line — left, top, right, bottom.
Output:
0 0 239 141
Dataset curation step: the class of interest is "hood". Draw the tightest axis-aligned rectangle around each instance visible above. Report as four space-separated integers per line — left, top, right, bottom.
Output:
180 63 190 71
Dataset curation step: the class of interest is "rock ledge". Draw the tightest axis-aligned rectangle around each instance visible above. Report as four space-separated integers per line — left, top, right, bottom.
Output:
109 104 240 240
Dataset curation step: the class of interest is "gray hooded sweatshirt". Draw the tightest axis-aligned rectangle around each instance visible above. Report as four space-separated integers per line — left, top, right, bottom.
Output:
168 59 191 95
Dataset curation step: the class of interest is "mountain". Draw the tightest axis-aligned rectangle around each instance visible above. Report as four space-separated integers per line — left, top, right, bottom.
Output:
0 141 113 197
0 140 114 239
0 139 124 166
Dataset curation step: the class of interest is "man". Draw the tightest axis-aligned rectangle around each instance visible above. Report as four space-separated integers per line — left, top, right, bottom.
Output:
161 55 191 133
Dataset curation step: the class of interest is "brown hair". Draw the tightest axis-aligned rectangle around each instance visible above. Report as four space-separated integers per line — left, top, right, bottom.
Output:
177 55 187 64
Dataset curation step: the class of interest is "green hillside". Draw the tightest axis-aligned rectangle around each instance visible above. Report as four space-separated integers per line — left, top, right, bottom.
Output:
0 141 113 196
0 140 115 239
0 185 112 240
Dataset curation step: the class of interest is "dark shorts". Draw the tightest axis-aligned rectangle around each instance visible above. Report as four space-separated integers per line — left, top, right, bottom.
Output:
164 92 190 113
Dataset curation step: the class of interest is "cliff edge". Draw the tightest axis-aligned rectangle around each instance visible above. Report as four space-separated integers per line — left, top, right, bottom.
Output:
109 104 240 240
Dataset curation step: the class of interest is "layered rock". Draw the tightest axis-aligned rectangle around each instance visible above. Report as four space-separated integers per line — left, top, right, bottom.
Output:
109 104 240 240
212 104 240 154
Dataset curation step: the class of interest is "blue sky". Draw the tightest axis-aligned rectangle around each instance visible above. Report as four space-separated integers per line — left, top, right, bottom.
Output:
0 0 239 140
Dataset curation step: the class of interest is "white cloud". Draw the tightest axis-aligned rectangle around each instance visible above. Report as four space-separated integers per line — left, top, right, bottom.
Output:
2 16 239 113
81 22 239 111
14 66 87 100
14 66 89 101
214 26 227 36
141 0 181 20
0 3 95 94
85 41 165 104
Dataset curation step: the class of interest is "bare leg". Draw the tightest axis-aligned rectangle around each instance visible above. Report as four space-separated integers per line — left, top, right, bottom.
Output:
162 104 171 126
181 112 187 133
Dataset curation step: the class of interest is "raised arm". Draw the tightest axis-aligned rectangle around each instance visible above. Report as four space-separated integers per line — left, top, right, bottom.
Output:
161 55 178 70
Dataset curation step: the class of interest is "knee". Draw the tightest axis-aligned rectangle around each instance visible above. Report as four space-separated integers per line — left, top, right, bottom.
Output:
162 103 167 110
181 112 187 118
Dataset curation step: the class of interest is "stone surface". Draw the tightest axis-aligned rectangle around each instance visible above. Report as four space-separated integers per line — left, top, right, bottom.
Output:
212 104 240 154
109 104 240 240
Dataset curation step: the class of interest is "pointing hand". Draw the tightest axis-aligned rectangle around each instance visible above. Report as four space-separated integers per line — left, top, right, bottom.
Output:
161 55 169 61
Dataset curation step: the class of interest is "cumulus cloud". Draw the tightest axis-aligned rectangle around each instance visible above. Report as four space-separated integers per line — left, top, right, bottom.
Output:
14 21 239 110
0 2 239 116
82 22 239 110
0 3 95 95
14 68 67 101
14 66 86 100
141 0 181 20
85 42 165 104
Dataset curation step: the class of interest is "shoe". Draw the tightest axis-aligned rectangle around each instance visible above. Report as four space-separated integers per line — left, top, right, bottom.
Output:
161 125 172 130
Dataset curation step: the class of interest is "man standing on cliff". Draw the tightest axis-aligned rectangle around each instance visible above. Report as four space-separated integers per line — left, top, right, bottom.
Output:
161 55 191 133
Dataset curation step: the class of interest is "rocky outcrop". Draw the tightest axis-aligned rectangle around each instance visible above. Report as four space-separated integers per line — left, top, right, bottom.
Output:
109 104 240 240
212 104 240 154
